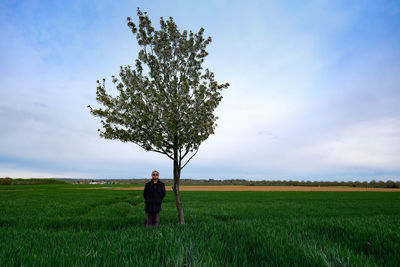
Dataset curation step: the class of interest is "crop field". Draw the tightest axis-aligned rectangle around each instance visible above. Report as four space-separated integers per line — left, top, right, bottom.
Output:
0 184 399 266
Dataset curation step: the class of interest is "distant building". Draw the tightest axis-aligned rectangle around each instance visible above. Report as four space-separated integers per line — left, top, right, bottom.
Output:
89 180 107 185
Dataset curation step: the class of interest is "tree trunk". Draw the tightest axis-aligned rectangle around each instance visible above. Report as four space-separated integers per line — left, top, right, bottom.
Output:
173 149 185 224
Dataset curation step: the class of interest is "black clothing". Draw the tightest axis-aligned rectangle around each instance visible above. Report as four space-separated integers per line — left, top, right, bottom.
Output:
145 211 160 227
143 180 166 213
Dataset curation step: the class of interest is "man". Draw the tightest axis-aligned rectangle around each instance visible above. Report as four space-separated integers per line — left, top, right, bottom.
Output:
143 170 166 227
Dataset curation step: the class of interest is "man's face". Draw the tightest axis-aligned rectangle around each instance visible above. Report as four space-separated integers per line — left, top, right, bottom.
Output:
152 172 159 181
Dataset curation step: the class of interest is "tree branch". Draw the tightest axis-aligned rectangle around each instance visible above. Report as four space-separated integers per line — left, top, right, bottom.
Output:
180 148 199 170
148 146 174 160
178 147 183 167
181 144 192 160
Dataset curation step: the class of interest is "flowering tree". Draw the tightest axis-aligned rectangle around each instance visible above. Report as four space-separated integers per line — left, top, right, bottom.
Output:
88 9 229 223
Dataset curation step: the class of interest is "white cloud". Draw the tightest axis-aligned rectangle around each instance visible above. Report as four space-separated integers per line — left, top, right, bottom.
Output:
307 117 400 169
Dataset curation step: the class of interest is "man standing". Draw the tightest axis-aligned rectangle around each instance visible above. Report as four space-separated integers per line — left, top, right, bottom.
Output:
143 170 166 227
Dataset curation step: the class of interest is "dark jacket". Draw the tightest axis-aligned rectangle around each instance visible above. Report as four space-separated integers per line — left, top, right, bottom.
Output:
143 180 166 213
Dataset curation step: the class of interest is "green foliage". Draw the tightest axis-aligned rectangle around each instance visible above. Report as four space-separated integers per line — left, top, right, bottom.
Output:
0 184 399 266
0 178 68 185
88 8 229 166
0 177 12 185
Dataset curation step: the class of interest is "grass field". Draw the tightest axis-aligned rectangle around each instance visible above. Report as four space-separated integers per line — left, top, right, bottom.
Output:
0 184 399 266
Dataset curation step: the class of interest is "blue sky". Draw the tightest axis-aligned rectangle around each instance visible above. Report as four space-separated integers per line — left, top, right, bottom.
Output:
1 0 399 180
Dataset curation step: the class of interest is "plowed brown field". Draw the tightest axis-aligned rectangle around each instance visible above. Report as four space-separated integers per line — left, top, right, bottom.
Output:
107 186 400 192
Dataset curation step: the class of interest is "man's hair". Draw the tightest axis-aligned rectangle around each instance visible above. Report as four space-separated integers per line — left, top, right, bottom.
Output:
152 170 159 174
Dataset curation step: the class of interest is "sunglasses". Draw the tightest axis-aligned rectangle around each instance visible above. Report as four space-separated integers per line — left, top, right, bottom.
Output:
152 174 159 176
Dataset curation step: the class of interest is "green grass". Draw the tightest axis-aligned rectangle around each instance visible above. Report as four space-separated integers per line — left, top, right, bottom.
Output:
0 184 399 266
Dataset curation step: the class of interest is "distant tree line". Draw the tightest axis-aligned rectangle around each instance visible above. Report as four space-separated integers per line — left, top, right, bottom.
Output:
229 179 400 188
0 178 68 185
68 178 400 188
1 177 399 188
180 179 400 188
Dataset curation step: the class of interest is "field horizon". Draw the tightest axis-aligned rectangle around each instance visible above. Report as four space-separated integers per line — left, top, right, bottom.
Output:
107 185 400 192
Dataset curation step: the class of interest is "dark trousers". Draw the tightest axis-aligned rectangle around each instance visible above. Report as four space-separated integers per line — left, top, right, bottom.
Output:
145 211 160 227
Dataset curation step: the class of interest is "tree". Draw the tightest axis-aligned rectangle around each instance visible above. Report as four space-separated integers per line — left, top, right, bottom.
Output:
88 8 229 224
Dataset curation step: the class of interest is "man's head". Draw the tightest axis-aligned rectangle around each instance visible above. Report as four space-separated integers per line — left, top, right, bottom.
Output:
152 170 159 181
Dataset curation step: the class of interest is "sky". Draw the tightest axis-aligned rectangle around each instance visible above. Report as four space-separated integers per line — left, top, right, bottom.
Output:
0 0 399 181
